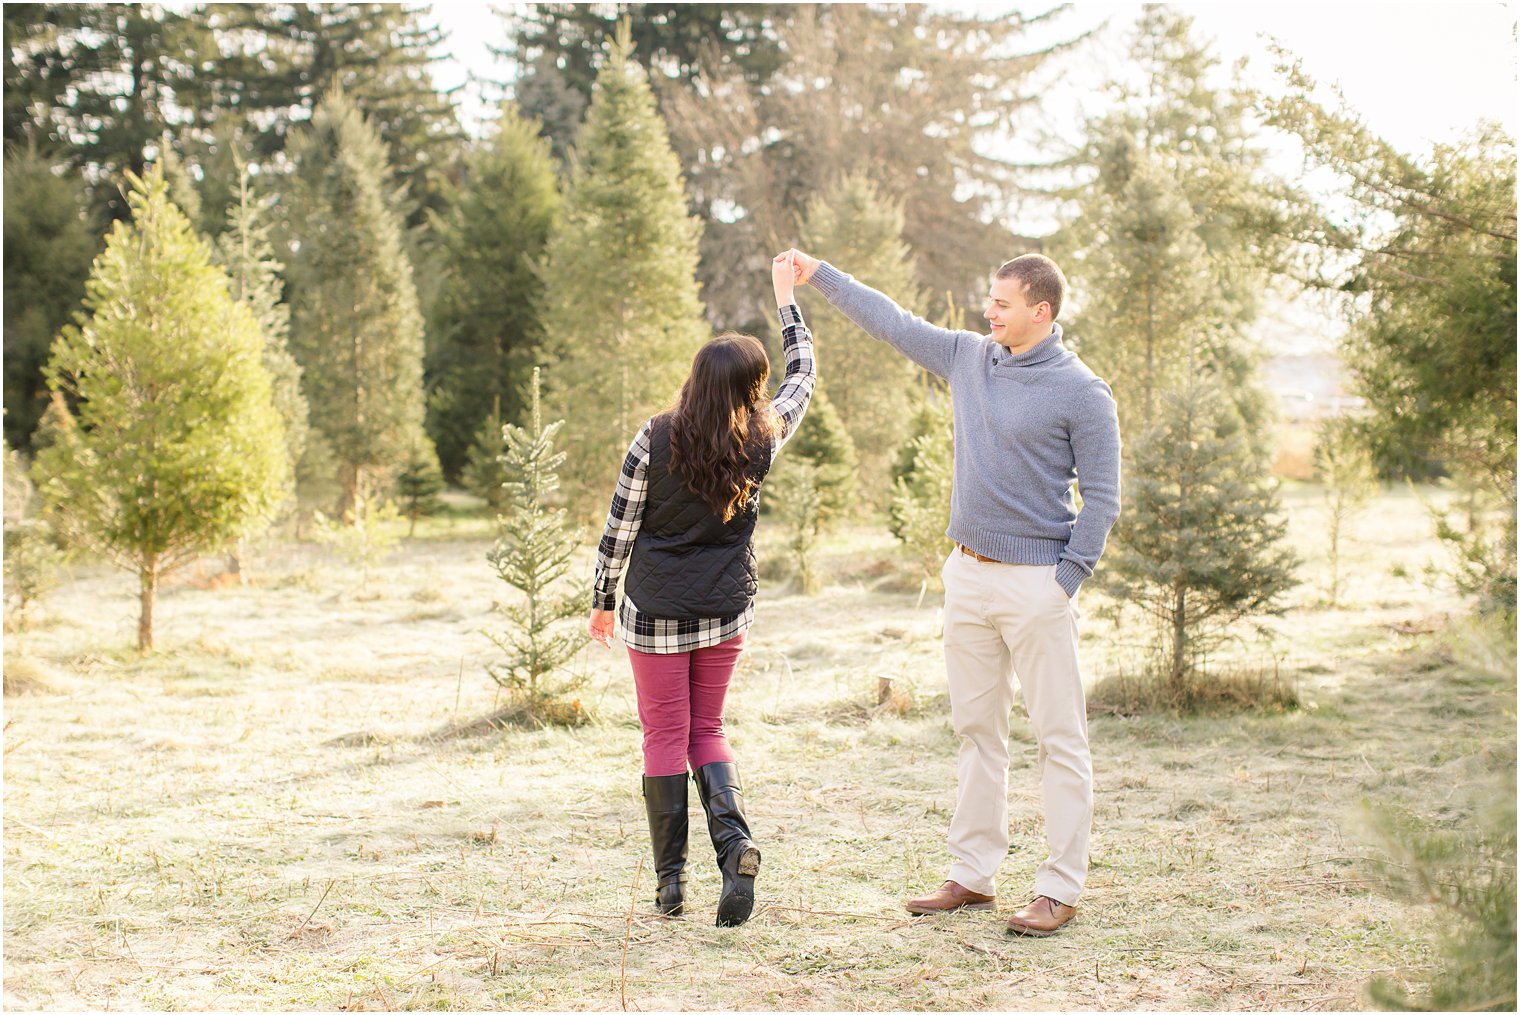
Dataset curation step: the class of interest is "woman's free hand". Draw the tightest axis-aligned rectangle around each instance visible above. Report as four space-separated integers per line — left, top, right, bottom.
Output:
588 608 615 648
772 251 796 305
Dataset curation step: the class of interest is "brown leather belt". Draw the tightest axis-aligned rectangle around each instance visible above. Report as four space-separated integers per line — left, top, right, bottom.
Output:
959 544 1001 564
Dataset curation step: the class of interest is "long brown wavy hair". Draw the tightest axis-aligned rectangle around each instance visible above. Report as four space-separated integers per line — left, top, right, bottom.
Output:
665 332 778 523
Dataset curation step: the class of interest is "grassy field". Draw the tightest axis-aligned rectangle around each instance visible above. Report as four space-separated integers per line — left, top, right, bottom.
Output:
3 484 1513 1011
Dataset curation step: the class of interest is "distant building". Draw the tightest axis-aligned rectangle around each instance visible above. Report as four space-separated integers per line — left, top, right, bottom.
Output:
1264 353 1367 422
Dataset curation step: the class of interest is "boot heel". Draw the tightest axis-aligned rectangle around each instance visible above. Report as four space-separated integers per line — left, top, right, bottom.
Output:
736 845 761 878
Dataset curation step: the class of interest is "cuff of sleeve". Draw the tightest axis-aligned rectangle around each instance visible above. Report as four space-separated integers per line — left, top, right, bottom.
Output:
809 261 848 298
778 303 802 326
593 592 617 611
1055 559 1089 598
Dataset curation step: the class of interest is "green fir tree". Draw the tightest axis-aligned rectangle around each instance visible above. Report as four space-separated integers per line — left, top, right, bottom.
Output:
768 389 858 594
396 443 444 537
2 147 100 453
33 167 288 650
461 396 512 514
888 394 955 592
284 89 432 515
1106 376 1298 703
1313 415 1378 608
484 369 588 707
213 161 309 510
538 23 707 516
798 173 925 504
427 102 560 480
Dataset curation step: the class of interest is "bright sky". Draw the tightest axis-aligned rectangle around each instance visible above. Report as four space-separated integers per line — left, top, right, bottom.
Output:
431 2 1517 157
427 2 1516 356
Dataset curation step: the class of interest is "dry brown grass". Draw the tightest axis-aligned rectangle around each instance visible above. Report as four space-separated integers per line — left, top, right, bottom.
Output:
2 486 1512 1011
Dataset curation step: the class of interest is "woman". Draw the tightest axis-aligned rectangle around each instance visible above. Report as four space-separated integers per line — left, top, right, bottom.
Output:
588 252 815 927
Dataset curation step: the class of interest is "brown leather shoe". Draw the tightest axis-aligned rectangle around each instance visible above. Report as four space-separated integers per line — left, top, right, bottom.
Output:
1005 896 1077 937
904 880 995 915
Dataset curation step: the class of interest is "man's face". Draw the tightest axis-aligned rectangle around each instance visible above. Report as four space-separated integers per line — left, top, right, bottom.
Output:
984 275 1050 352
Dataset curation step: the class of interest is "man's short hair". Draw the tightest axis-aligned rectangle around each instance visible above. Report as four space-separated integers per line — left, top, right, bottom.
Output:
995 254 1066 321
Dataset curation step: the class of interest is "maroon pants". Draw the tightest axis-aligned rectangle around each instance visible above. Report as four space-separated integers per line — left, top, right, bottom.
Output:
627 633 746 777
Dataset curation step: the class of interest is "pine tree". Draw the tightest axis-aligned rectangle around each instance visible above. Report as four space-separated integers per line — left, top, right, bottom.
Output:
1106 376 1299 704
427 102 560 480
396 443 444 537
1268 65 1515 610
1056 8 1285 447
461 397 512 514
768 390 858 594
798 173 925 503
1365 767 1516 1012
2 438 65 629
33 167 288 650
213 162 309 510
538 23 707 516
2 147 101 453
284 89 432 514
195 3 466 223
484 369 587 707
889 394 955 591
1313 415 1378 608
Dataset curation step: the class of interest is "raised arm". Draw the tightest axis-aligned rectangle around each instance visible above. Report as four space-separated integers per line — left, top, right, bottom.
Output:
769 251 816 454
779 247 968 379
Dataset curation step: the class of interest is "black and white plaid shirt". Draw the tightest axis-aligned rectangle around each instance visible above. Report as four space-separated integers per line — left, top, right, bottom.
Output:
592 303 816 654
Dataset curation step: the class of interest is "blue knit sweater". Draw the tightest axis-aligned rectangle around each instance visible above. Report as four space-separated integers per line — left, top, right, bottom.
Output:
810 262 1122 596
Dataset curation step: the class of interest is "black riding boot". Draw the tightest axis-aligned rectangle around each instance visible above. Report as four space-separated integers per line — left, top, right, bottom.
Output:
641 774 689 916
693 761 762 927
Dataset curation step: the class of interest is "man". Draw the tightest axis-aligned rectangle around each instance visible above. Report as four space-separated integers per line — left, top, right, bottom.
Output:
778 248 1121 937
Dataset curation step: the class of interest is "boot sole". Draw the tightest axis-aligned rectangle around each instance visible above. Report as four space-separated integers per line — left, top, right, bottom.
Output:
716 847 761 927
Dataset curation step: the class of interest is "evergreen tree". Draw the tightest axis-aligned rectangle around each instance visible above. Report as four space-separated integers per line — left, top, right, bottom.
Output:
659 4 1075 335
284 89 432 514
1056 8 1286 446
1267 69 1515 610
2 438 65 629
1106 376 1299 703
1366 765 1516 1012
889 395 955 591
2 147 101 453
195 3 465 222
484 369 587 705
213 162 309 510
461 397 512 514
1064 156 1214 434
768 390 858 594
538 24 707 515
33 167 288 650
798 173 924 503
427 102 560 480
1313 415 1378 608
396 443 444 537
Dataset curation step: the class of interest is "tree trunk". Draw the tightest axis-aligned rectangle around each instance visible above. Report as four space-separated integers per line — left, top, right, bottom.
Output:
1169 589 1187 703
139 560 158 652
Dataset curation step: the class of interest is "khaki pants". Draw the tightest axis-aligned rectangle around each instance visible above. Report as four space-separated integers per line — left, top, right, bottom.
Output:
940 550 1091 907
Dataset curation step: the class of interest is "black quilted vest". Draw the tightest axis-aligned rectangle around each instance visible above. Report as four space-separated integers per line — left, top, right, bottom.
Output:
624 414 773 620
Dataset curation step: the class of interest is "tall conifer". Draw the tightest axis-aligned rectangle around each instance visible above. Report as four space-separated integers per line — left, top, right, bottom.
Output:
428 102 560 480
284 89 432 513
2 147 100 453
799 173 924 503
214 163 309 508
538 23 707 514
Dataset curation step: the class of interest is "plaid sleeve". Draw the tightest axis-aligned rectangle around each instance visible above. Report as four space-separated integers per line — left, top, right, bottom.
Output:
592 422 652 610
771 303 817 454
